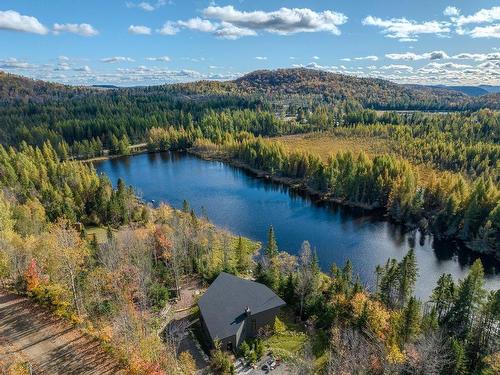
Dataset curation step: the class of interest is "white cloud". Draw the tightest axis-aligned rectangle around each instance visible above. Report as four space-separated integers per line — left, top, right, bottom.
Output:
255 56 267 60
453 52 500 61
101 56 135 63
74 65 91 73
380 64 414 71
386 50 448 61
362 15 450 41
0 10 48 34
213 22 257 39
128 25 151 35
425 62 471 70
203 6 347 36
126 1 167 12
145 56 171 62
177 18 217 33
354 55 379 61
0 57 37 69
312 56 320 60
467 24 500 38
443 6 460 17
53 23 98 36
451 6 500 26
159 6 347 39
158 21 179 35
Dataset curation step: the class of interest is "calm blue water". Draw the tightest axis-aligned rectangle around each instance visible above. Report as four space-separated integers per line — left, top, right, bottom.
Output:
94 152 499 299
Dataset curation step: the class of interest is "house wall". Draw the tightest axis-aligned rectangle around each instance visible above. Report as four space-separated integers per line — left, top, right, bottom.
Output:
201 306 284 352
236 306 283 347
219 335 236 353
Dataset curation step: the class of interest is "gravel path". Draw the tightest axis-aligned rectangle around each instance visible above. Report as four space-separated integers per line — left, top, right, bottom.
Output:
0 292 125 375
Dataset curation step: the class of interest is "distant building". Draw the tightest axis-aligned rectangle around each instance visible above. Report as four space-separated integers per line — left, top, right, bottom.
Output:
198 272 286 352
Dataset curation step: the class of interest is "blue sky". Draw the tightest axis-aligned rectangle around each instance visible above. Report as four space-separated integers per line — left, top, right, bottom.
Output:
0 0 499 86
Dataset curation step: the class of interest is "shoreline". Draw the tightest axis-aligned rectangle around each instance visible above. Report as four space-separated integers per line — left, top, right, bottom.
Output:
80 145 149 163
188 148 380 211
89 147 499 263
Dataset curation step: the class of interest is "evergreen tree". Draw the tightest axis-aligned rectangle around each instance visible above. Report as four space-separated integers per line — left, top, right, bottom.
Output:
431 273 455 321
182 200 190 213
448 259 486 338
449 338 468 375
399 296 421 344
235 236 248 272
265 225 278 259
398 248 418 307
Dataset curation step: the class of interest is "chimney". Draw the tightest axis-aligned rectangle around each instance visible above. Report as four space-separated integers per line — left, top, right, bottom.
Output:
245 306 251 316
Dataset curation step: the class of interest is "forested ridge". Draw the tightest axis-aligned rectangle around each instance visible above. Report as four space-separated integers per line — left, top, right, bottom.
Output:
0 71 498 258
0 69 498 374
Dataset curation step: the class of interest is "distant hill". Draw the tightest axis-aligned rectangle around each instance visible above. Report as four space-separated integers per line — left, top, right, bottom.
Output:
479 85 500 94
432 85 490 97
233 69 471 109
0 71 93 103
91 84 120 89
1 68 498 110
173 68 497 110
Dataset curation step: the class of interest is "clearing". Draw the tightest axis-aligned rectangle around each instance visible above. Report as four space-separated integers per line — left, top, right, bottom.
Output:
0 292 125 375
274 132 443 184
274 133 391 160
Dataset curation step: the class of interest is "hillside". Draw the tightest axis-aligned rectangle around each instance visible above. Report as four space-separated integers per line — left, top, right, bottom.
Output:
0 68 499 110
0 71 93 103
173 68 500 110
433 85 490 96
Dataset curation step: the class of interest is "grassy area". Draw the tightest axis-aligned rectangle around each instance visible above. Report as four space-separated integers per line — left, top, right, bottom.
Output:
86 226 111 244
262 310 308 361
274 133 391 161
273 132 444 185
264 332 308 359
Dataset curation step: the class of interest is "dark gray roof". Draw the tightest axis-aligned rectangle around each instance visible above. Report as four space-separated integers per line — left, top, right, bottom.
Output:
198 272 286 341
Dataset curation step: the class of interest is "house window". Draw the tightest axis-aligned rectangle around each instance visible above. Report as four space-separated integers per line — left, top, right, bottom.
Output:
227 342 233 352
251 319 256 333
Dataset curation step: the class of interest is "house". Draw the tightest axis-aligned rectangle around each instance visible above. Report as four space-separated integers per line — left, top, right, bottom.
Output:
198 272 286 352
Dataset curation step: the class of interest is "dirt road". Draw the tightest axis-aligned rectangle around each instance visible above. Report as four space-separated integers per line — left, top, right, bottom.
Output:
0 292 125 375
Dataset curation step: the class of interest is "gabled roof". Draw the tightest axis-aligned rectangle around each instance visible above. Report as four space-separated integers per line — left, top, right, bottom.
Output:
198 272 286 341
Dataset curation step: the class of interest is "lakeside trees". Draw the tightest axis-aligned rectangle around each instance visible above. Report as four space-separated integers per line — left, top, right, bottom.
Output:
0 143 498 374
174 129 498 257
256 230 498 374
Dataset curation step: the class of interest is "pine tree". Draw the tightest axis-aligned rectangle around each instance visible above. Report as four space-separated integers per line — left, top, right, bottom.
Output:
398 248 418 307
399 296 421 345
431 273 455 320
235 236 247 272
265 225 278 259
449 338 468 375
182 199 190 213
448 259 486 337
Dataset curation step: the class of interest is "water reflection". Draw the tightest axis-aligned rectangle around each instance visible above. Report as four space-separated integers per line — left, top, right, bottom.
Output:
94 151 499 298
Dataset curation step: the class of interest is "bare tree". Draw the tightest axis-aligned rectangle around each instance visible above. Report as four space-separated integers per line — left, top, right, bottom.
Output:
296 241 315 318
53 220 89 317
326 325 387 375
403 331 453 375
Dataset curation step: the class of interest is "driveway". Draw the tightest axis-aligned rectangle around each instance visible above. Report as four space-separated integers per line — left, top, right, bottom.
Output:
0 292 125 375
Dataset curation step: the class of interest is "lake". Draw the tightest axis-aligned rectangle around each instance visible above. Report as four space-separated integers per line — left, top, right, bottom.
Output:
94 151 499 299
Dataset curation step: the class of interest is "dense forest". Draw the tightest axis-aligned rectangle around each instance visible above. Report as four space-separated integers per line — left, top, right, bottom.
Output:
0 69 499 373
0 144 498 374
145 126 499 258
0 71 498 257
1 68 499 148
